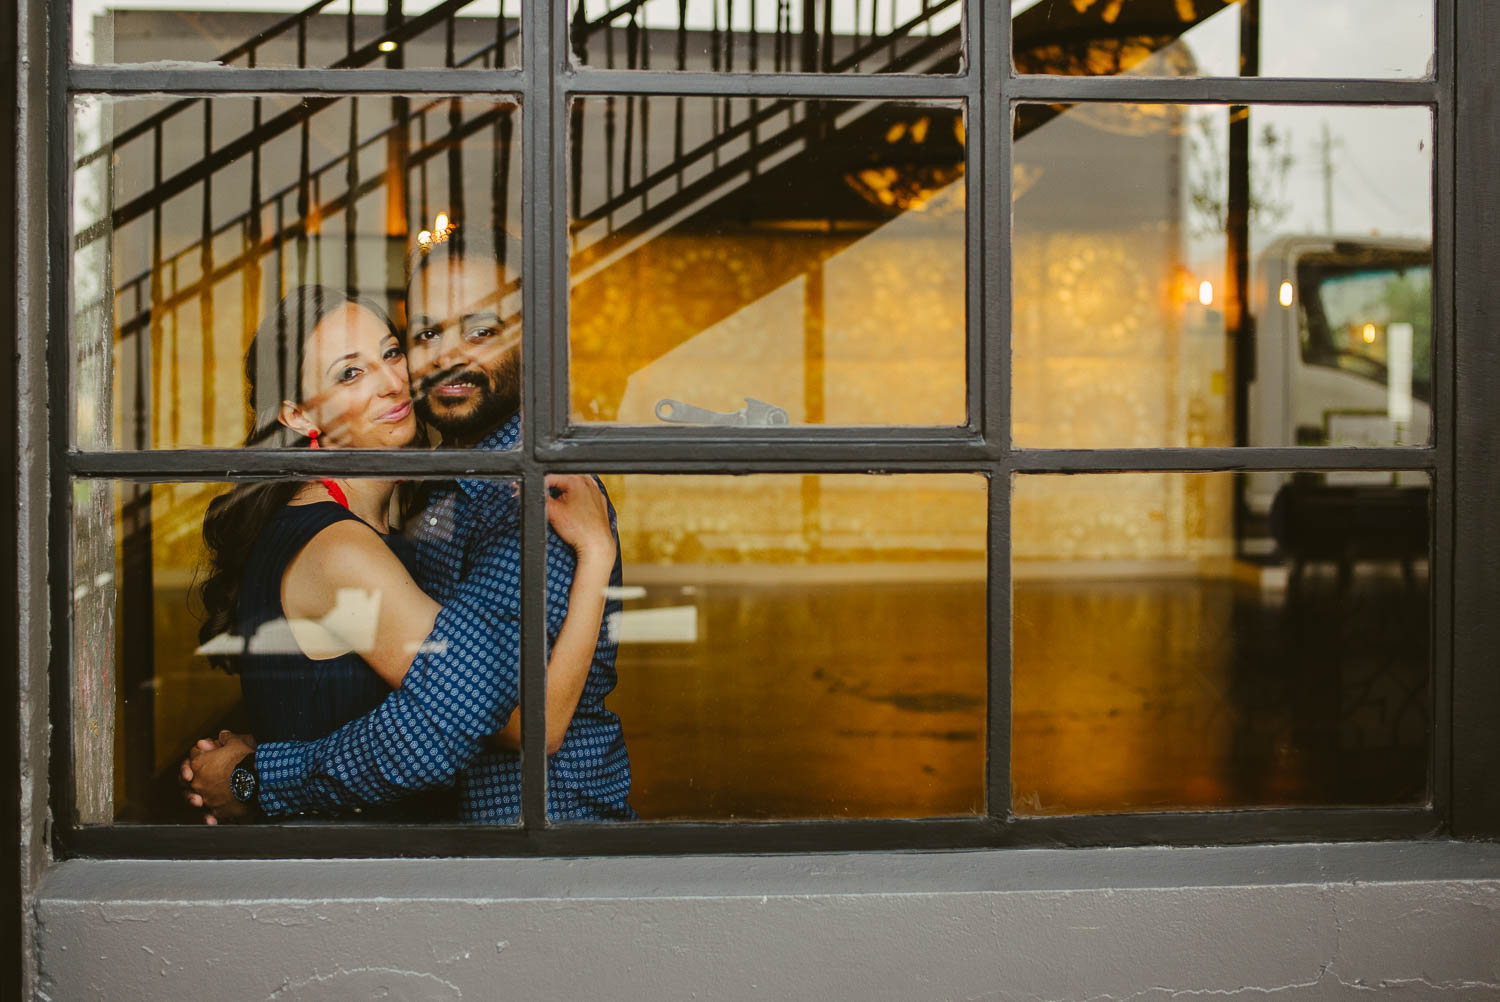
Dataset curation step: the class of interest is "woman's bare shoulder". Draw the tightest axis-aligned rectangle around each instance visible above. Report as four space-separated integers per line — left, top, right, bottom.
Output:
282 518 417 616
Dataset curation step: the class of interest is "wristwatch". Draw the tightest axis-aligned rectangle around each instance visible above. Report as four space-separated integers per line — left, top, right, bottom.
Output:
229 751 259 807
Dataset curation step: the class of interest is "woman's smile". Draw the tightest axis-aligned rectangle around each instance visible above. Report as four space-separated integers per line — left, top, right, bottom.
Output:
378 399 413 423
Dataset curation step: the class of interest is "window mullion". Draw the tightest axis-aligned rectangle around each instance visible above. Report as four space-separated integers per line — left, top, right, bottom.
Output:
517 0 560 832
1427 0 1457 828
1447 0 1500 839
982 0 1012 822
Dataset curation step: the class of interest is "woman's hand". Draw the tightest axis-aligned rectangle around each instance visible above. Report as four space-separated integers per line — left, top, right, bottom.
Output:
545 475 615 565
180 730 259 824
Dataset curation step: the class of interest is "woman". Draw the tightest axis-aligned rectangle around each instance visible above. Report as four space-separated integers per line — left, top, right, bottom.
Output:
194 285 615 820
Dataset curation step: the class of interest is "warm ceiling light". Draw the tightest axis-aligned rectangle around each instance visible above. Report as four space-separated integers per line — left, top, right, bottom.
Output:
378 40 398 53
417 230 432 246
434 212 450 232
1279 281 1294 307
1198 280 1214 307
1362 323 1378 344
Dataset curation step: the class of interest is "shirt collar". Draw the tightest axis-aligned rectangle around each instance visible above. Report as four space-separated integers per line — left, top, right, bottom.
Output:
456 412 522 500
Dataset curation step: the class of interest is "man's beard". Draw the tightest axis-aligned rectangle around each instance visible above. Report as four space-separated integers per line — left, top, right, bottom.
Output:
414 352 521 442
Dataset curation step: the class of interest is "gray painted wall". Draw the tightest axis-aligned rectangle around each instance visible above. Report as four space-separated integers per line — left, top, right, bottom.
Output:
32 843 1500 1000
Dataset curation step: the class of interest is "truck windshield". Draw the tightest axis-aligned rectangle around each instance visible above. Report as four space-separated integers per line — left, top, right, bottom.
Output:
1298 260 1433 404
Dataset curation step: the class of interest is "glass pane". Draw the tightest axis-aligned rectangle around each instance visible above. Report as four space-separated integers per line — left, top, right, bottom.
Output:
569 0 962 74
72 476 554 826
1012 0 1432 79
74 1 520 69
555 473 988 821
1012 103 1432 450
1012 471 1430 815
72 95 521 450
569 97 967 427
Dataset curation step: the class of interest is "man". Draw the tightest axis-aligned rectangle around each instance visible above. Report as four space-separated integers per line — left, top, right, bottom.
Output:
185 229 634 823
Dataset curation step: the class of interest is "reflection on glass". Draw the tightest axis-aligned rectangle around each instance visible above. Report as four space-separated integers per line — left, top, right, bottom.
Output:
74 1 521 69
73 476 561 826
568 474 988 820
1012 0 1432 79
570 0 961 74
1011 103 1431 451
569 97 966 426
72 95 521 450
1012 471 1429 815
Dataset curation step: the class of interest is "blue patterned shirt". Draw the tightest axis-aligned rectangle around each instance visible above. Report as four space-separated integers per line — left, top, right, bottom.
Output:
256 415 634 822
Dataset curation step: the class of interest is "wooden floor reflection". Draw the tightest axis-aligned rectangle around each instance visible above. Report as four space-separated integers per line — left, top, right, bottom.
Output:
612 564 1428 821
1013 566 1428 815
608 577 989 820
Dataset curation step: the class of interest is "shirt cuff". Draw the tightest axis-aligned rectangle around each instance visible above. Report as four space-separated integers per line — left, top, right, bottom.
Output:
253 740 309 818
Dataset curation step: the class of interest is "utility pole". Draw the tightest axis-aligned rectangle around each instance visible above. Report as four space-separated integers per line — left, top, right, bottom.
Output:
1318 121 1341 234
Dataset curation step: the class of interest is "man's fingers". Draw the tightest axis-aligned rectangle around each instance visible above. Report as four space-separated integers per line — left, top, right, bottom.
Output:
197 738 218 751
204 814 218 826
217 729 233 745
187 793 203 808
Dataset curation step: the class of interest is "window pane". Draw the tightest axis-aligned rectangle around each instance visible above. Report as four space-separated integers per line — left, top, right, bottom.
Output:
1012 471 1430 815
71 477 536 826
556 473 988 821
569 0 962 74
569 97 967 427
72 95 521 450
74 1 520 69
1012 103 1432 450
1013 0 1432 79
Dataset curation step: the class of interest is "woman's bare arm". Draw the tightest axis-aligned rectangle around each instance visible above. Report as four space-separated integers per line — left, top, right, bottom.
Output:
280 519 441 688
282 480 616 755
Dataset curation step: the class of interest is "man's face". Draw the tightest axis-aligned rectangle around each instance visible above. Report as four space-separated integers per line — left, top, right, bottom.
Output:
406 255 521 444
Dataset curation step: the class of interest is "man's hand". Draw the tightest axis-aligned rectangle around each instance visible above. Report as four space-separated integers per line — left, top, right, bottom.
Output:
179 730 258 824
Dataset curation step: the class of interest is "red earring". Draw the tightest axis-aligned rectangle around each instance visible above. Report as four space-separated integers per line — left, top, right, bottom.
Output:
305 429 349 509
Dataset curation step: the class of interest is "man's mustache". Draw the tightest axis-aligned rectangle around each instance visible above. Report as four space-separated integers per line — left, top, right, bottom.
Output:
416 365 490 396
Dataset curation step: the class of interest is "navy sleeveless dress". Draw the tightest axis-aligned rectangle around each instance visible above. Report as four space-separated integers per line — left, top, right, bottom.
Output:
236 500 455 820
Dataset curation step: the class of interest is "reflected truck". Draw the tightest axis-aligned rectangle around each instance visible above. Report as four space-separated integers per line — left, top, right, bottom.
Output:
1244 235 1432 567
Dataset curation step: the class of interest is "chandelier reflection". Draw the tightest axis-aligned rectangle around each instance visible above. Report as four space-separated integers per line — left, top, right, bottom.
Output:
843 112 965 215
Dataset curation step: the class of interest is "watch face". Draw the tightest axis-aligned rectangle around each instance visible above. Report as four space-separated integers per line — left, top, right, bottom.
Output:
230 765 257 804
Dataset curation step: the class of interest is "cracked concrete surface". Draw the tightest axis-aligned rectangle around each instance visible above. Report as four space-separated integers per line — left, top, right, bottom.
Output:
29 847 1500 1000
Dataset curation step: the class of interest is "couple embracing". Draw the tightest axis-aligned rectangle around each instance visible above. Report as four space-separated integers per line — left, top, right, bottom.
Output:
182 228 634 824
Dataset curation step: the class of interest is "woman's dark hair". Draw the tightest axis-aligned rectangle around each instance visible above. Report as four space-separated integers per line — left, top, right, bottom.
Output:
196 285 398 671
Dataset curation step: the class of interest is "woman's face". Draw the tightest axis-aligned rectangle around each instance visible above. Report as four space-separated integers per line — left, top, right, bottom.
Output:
291 302 417 449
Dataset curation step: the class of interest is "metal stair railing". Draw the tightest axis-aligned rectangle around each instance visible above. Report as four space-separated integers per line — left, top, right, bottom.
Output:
570 0 1231 268
83 0 1226 430
569 0 962 274
102 100 518 349
77 0 660 346
74 0 498 253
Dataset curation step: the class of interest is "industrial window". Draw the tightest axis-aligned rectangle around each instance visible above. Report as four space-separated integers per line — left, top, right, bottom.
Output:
54 0 1490 858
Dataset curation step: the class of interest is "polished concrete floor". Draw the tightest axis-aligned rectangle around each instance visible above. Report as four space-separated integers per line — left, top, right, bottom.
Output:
609 563 1428 821
119 560 1428 823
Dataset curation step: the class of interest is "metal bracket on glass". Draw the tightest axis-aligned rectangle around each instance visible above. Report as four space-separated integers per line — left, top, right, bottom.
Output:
655 398 790 427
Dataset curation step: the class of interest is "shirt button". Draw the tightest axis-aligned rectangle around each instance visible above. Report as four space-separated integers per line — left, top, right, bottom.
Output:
429 517 438 526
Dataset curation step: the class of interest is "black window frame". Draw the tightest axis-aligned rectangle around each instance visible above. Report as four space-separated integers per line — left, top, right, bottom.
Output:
44 0 1500 859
